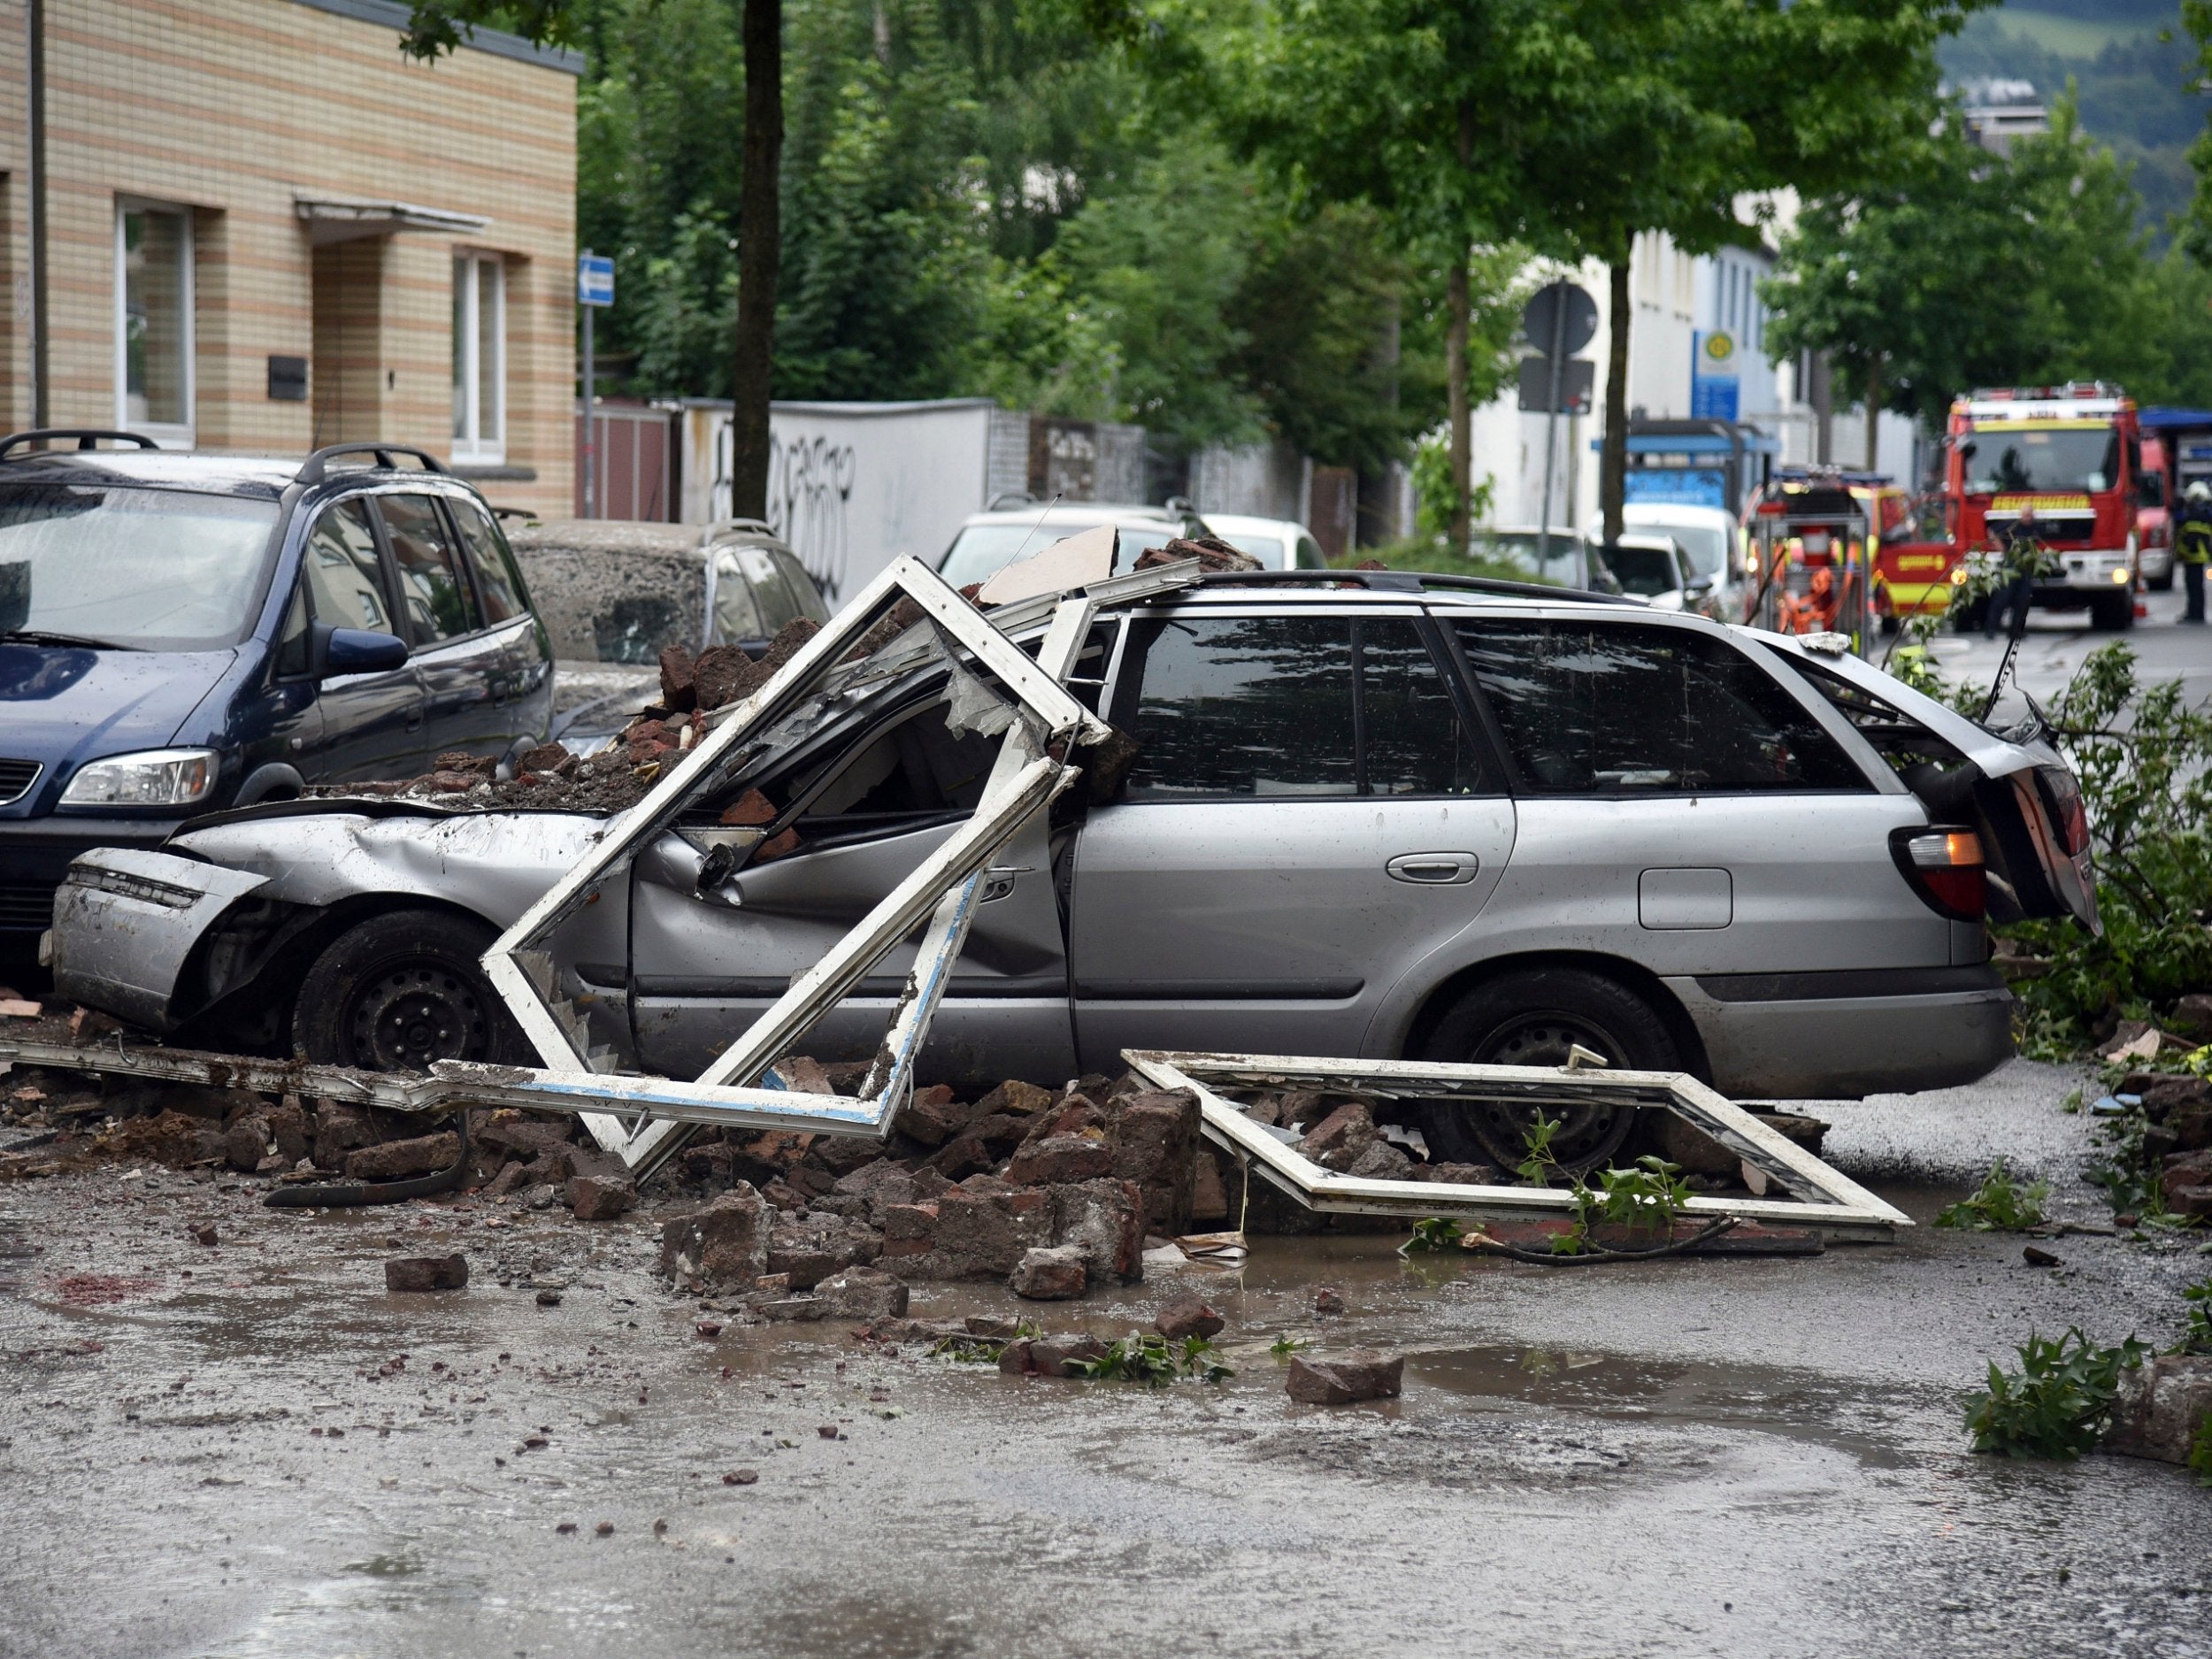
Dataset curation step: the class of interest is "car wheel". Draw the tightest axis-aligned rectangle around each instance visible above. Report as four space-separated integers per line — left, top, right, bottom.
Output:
293 908 524 1071
2089 590 2135 632
2147 567 2176 593
1415 968 1678 1175
1877 613 1901 637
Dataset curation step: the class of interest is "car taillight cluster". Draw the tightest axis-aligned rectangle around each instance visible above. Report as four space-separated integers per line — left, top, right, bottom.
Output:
1892 827 1986 921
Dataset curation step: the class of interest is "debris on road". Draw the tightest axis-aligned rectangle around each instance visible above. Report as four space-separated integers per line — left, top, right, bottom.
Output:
386 1255 468 1292
1285 1349 1404 1405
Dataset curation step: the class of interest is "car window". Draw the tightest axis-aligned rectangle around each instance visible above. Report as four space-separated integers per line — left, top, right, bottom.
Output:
1360 620 1489 795
707 547 767 644
275 582 311 677
771 549 829 620
447 497 528 625
377 494 480 644
1295 534 1328 571
1118 616 1356 797
1457 619 1869 795
301 499 393 634
736 543 805 634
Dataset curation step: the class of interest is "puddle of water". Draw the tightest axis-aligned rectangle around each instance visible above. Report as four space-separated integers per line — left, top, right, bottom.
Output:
1409 1342 1928 1466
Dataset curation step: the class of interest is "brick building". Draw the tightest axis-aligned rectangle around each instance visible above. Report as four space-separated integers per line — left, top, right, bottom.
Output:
0 0 578 518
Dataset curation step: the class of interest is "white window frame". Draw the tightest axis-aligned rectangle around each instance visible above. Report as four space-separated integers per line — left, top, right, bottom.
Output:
451 250 507 465
113 200 195 449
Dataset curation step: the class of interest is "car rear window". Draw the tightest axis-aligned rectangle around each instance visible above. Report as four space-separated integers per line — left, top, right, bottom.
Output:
1457 619 1869 795
1114 614 1490 799
448 499 529 625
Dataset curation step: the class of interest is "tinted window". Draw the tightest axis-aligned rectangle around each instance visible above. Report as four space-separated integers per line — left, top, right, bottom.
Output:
301 499 392 634
1457 620 1868 795
275 582 311 677
709 547 766 645
1115 615 1487 799
448 499 527 624
379 494 479 643
1360 621 1486 795
771 549 828 620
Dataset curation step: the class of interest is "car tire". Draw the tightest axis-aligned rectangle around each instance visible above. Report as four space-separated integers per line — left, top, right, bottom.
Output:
1878 613 1901 637
2089 590 2135 632
293 908 526 1071
1415 968 1679 1175
2147 566 2175 592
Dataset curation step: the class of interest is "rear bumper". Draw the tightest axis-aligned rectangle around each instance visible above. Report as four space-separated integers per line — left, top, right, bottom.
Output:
0 817 184 939
1664 965 2014 1099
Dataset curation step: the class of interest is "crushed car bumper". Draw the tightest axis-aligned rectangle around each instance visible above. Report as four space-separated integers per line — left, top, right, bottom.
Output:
1666 964 2014 1099
49 848 270 1033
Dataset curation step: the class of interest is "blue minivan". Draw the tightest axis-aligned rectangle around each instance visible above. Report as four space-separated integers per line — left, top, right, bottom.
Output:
0 432 551 950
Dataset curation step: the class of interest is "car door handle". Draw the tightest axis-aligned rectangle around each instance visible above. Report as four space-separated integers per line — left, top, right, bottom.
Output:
1386 852 1479 885
979 864 1033 904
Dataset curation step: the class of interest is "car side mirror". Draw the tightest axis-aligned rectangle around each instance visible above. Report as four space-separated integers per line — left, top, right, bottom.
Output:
317 625 410 678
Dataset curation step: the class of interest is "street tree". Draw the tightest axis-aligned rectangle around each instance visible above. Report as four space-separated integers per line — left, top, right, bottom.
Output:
404 0 785 520
1194 0 1980 544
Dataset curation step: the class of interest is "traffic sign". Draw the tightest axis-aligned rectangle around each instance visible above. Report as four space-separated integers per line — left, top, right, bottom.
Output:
1517 356 1594 415
1521 280 1598 357
578 253 615 308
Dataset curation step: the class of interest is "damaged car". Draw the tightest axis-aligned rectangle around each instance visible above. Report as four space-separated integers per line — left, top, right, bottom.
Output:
42 565 2096 1171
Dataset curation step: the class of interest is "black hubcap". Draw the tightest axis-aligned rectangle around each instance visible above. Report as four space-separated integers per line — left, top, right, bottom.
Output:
347 964 491 1071
1457 1010 1636 1174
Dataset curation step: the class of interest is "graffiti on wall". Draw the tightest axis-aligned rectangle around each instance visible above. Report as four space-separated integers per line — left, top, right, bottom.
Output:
708 421 858 601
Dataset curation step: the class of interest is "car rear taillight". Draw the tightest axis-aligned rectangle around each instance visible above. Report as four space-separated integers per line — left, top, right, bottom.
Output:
2038 769 2092 857
1891 827 1986 921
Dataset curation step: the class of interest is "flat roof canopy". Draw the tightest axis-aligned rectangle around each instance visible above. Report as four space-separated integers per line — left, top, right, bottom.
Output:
295 192 489 244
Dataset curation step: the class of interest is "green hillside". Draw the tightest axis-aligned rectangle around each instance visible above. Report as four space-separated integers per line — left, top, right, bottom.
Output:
1940 2 2201 235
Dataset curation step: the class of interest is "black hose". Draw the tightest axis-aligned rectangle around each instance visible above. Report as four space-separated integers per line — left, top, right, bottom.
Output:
264 1112 470 1209
1465 1214 1740 1264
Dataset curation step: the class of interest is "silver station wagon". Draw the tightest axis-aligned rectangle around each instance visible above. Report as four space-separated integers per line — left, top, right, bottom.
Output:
44 570 2094 1170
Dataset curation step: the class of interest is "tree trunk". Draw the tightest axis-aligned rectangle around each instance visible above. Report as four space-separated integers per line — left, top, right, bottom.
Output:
1863 355 1882 472
729 0 783 521
1601 254 1631 543
1447 255 1471 554
1446 101 1475 555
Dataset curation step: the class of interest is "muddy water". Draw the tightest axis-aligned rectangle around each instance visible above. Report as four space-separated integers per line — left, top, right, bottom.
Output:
1 1155 2208 1659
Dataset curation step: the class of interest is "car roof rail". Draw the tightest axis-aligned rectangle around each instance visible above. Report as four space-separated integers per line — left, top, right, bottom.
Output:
296 442 449 484
706 517 780 538
1190 568 1644 605
986 489 1036 511
0 428 162 460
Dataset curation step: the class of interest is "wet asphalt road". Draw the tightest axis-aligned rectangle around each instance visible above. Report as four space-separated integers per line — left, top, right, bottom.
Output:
1918 580 2212 706
2 1057 2209 1659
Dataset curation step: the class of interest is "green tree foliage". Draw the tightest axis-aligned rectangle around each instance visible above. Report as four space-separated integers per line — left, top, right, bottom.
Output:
1766 95 2212 426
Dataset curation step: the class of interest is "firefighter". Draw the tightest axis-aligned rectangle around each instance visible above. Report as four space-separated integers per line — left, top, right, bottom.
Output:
1984 503 2042 641
2177 480 2211 625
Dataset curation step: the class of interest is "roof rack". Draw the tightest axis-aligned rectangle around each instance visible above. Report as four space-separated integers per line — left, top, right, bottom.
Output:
0 429 161 460
297 442 448 484
1191 568 1641 605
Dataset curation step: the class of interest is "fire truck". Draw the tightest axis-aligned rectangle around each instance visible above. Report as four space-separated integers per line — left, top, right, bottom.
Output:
1947 382 2142 632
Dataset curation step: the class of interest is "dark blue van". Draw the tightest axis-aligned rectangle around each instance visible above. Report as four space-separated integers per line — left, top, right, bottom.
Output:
0 433 551 951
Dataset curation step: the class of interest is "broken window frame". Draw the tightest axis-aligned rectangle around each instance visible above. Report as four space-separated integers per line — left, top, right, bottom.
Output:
1120 1050 1912 1240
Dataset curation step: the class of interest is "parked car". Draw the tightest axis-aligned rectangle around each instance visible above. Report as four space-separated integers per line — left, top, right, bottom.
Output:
1203 512 1329 571
935 497 1210 589
1587 534 1701 610
0 431 550 952
50 562 2095 1170
507 518 829 749
1619 502 1742 616
1469 525 1591 588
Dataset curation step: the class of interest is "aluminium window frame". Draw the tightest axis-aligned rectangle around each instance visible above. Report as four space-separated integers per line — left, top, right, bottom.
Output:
1120 1049 1911 1240
113 199 196 449
477 556 1117 1177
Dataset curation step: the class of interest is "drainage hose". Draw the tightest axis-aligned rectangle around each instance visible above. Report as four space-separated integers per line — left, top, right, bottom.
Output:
264 1113 471 1209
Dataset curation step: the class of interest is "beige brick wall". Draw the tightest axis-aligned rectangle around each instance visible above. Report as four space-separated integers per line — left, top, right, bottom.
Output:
0 0 576 517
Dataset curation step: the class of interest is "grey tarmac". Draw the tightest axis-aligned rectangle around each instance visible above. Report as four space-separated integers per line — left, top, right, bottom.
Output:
1 1056 2208 1659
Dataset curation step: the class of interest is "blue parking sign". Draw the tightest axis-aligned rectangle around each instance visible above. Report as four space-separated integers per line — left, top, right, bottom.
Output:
578 254 615 308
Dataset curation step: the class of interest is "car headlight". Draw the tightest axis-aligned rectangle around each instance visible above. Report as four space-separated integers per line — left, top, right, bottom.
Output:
59 748 219 809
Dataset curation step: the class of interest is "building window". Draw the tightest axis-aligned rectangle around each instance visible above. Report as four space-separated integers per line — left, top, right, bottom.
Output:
116 204 193 444
451 251 505 464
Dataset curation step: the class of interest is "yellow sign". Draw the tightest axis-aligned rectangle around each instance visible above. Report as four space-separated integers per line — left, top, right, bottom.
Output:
1989 493 2093 510
1703 331 1735 363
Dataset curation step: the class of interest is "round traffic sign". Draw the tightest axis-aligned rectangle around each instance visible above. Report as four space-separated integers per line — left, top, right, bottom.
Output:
1521 280 1598 357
